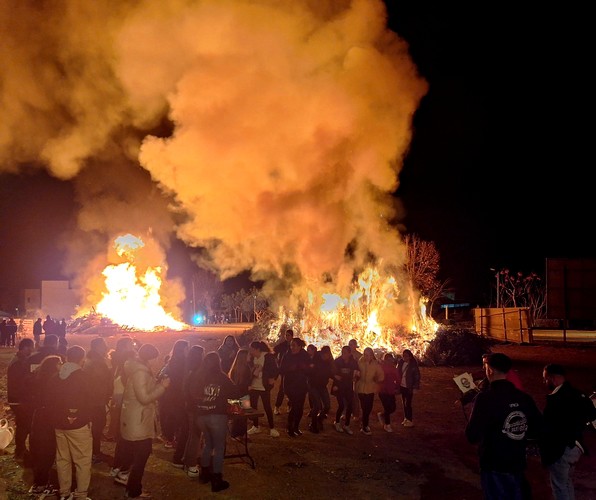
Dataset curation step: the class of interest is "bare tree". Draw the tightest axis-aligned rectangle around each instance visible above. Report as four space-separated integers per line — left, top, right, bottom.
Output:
192 269 223 321
404 234 441 297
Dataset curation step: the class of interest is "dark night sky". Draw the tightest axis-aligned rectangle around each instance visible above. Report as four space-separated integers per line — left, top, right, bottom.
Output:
0 3 592 309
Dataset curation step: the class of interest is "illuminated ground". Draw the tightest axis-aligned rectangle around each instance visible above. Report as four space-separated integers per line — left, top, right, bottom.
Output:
1 329 595 499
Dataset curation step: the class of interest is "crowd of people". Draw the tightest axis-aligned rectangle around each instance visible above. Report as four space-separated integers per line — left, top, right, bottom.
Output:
5 326 596 500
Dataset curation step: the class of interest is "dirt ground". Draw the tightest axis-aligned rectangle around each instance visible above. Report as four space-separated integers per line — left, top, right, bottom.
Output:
1 328 595 500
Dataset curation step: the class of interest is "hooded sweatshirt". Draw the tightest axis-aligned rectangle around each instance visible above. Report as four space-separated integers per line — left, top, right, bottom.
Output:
52 362 92 430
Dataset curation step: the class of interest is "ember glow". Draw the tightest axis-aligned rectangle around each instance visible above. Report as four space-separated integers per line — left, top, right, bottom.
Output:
268 266 439 358
94 235 185 331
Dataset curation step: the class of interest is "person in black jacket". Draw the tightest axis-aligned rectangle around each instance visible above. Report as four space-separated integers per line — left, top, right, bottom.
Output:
83 337 113 464
51 345 93 500
7 337 35 460
279 337 310 437
465 353 542 500
27 355 62 495
273 328 294 414
540 363 596 500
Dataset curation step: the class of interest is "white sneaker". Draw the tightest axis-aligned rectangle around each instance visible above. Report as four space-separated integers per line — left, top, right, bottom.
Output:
377 412 384 426
274 407 281 415
109 467 120 477
114 471 129 486
343 425 353 435
269 428 280 437
384 424 393 433
247 425 261 435
403 419 414 427
334 422 344 433
360 426 372 435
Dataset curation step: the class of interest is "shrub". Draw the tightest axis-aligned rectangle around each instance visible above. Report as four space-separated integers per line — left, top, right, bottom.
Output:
423 327 494 366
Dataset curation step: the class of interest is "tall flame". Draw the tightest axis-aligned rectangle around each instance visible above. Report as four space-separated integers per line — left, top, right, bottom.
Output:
95 234 185 331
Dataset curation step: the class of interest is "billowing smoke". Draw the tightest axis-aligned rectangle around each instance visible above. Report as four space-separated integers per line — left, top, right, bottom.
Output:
0 0 427 312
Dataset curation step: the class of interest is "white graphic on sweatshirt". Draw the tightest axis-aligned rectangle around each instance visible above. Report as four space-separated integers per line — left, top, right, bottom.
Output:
502 410 528 440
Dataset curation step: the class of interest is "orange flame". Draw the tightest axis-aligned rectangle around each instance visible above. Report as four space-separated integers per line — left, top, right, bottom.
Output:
95 234 185 331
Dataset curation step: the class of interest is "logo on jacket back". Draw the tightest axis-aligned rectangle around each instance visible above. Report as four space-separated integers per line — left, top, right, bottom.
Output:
502 410 528 440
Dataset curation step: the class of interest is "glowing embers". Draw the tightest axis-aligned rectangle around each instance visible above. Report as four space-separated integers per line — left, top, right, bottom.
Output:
96 234 185 331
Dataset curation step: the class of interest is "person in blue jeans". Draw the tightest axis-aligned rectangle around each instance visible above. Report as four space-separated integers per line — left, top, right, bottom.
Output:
540 363 596 500
188 351 241 492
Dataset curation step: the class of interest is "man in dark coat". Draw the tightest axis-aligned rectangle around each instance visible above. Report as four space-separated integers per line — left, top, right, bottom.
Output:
83 337 112 464
540 363 596 500
273 328 293 414
7 338 35 459
466 353 542 500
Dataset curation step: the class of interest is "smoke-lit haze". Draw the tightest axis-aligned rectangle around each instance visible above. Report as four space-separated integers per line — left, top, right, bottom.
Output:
0 0 427 313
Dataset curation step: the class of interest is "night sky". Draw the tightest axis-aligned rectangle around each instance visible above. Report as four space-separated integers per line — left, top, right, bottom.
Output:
0 3 591 310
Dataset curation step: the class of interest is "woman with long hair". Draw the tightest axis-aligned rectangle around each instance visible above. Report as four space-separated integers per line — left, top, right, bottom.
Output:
228 348 252 439
246 341 280 437
377 353 400 432
188 351 240 492
217 335 240 375
279 338 310 437
397 349 421 427
355 347 384 435
27 355 62 495
176 344 204 477
159 339 190 451
332 345 360 435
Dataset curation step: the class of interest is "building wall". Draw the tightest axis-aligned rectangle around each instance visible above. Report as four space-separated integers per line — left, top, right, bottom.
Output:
41 280 79 320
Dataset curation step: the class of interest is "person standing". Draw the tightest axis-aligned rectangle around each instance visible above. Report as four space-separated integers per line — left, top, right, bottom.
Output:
216 335 240 375
83 337 113 464
465 353 542 500
7 337 35 460
28 355 62 495
118 344 169 499
6 317 17 347
540 363 596 500
158 339 189 450
279 337 310 437
273 328 294 414
188 351 240 492
332 345 360 435
177 345 204 476
50 345 93 500
355 347 384 435
397 349 421 427
348 339 363 421
33 317 43 348
377 353 400 432
247 341 280 437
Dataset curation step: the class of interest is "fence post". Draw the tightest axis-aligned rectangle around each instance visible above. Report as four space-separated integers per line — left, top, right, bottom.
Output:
502 308 507 342
518 308 524 343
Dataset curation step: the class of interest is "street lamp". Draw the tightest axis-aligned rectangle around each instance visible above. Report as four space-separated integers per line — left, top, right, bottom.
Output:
490 268 500 308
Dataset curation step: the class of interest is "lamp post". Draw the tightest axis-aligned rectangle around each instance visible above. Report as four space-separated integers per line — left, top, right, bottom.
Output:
490 268 500 308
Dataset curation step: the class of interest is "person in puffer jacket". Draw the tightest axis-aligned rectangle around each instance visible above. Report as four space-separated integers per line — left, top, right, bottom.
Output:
51 345 93 500
355 347 384 435
119 344 170 500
